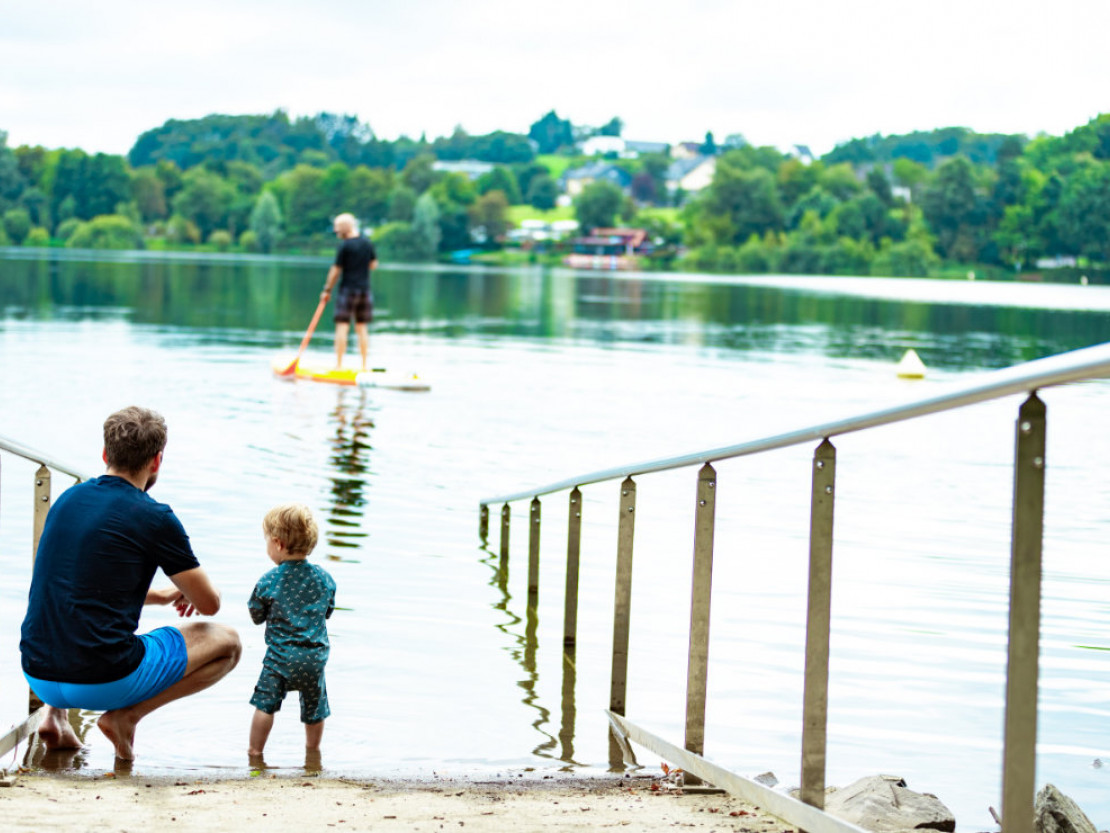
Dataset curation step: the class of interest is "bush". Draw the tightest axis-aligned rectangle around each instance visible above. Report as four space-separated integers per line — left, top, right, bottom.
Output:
735 235 777 273
24 227 50 247
208 230 232 251
239 230 260 252
66 215 142 250
374 221 429 262
3 207 32 245
166 213 201 244
0 224 9 246
55 217 83 241
871 238 938 277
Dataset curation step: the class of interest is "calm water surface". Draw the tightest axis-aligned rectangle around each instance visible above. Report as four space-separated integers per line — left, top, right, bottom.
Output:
1 250 1109 829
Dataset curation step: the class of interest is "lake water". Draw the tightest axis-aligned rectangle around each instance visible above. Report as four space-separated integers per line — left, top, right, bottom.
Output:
2 249 1109 829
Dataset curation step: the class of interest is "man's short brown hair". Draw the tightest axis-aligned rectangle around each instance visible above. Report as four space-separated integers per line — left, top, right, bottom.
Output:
263 503 319 556
103 406 168 474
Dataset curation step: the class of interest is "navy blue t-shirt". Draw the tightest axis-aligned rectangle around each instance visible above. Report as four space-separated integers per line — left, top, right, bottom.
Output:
20 475 201 684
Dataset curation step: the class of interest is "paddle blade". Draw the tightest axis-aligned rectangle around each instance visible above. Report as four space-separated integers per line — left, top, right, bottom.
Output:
272 356 300 377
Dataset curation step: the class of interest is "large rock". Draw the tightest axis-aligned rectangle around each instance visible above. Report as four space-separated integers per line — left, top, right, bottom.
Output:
823 775 956 833
1034 784 1098 833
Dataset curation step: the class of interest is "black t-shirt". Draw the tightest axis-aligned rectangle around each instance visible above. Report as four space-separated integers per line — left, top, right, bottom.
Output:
20 476 201 683
334 236 377 293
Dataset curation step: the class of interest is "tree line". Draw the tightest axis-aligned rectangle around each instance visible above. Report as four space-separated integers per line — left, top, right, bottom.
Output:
1 110 1109 277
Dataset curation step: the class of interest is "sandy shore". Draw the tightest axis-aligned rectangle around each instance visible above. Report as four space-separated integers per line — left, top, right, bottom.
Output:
1 772 794 833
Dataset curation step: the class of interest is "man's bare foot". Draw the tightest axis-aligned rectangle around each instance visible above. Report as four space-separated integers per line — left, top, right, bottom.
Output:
97 710 138 760
37 706 82 750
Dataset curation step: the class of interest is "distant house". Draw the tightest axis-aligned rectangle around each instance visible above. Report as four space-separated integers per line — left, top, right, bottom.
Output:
506 219 580 245
564 227 651 270
561 162 633 197
432 160 494 180
671 141 705 160
666 155 717 196
579 136 626 156
787 145 816 165
624 140 670 157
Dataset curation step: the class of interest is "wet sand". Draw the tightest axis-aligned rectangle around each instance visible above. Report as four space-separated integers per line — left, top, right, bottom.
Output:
1 773 794 833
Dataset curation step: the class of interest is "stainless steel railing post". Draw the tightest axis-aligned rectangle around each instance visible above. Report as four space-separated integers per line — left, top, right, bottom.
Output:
564 488 582 648
1001 393 1046 833
684 463 717 758
801 439 836 808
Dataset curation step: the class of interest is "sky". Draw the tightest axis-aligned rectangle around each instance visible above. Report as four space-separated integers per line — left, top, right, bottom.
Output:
2 0 1109 158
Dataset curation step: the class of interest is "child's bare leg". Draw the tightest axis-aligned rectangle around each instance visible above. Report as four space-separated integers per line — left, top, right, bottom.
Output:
305 719 324 751
249 709 275 757
36 706 82 750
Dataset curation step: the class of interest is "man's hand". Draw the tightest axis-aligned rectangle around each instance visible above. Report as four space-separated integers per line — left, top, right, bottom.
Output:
145 586 198 617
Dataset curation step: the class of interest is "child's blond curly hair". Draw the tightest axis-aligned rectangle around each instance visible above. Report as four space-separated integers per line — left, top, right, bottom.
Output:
262 503 319 556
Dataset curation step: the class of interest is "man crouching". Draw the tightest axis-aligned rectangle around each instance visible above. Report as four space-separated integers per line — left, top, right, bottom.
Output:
20 405 241 760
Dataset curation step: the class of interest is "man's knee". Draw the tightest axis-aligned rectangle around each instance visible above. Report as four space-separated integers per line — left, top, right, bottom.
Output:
181 622 242 669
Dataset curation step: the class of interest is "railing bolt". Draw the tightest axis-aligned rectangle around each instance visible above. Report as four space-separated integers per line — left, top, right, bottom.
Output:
36 479 43 486
1034 456 1044 469
815 461 825 470
574 512 581 518
621 490 628 496
699 499 706 506
628 506 634 512
1020 421 1032 434
824 485 833 494
709 481 715 488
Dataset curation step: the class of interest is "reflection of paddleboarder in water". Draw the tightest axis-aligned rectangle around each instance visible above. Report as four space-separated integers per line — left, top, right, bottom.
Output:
320 213 377 371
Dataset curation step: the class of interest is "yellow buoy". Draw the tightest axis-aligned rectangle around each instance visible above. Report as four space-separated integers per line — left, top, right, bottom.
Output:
896 348 927 379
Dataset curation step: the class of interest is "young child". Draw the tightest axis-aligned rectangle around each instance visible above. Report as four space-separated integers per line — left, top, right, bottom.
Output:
248 503 336 759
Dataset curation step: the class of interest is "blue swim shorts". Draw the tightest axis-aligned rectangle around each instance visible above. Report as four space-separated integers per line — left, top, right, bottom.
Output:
24 626 188 712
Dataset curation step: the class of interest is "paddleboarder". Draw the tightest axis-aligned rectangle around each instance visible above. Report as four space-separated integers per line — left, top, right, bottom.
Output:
321 213 377 370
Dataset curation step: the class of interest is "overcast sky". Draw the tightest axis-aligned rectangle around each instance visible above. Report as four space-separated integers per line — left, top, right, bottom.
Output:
2 0 1108 158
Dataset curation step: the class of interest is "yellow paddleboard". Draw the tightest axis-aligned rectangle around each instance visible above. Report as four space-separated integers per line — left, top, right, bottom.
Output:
271 356 431 392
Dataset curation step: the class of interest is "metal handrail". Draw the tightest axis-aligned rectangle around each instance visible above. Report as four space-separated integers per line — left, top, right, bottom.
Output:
479 339 1110 833
480 341 1110 505
0 437 86 768
0 435 88 482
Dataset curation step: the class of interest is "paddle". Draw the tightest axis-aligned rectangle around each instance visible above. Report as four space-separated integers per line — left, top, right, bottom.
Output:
275 297 328 377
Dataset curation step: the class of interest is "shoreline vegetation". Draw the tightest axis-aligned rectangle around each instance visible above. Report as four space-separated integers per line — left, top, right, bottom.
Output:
2 110 1110 284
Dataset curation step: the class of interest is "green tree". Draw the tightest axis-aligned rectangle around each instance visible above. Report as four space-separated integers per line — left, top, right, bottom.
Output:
689 162 784 245
574 180 624 231
249 190 284 253
172 168 235 239
386 185 417 222
0 132 25 211
1056 160 1110 263
412 193 441 259
402 154 438 193
278 164 330 238
919 157 987 261
347 165 392 224
130 168 167 221
526 175 558 210
528 110 574 154
597 117 623 137
477 166 521 204
3 207 32 244
468 190 510 244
